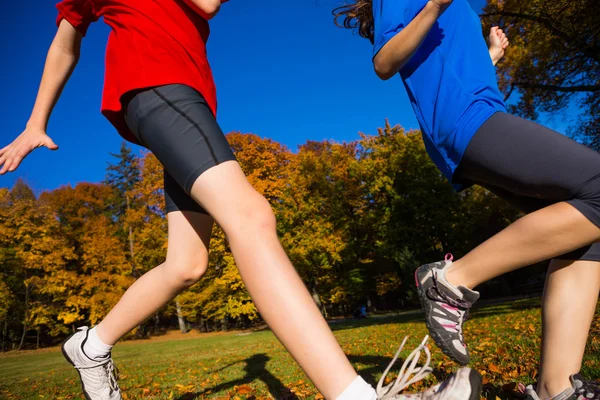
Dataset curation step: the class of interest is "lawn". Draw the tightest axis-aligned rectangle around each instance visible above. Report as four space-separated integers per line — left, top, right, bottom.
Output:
1 298 599 400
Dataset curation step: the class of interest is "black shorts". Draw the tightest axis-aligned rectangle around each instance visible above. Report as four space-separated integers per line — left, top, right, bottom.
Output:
455 112 600 261
124 84 237 215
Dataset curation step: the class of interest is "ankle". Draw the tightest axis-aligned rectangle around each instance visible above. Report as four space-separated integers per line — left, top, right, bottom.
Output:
83 326 114 360
335 376 376 400
445 263 467 289
536 379 572 399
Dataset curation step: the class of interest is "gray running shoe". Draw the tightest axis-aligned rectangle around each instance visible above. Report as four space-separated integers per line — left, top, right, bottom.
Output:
523 374 600 400
61 327 121 400
376 336 482 400
415 255 480 365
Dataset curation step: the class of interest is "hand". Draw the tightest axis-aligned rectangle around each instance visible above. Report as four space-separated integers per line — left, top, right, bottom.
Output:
488 26 509 64
0 127 58 174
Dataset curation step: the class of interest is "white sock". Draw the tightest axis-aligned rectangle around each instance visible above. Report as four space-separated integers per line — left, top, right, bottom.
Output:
83 327 113 360
336 376 377 400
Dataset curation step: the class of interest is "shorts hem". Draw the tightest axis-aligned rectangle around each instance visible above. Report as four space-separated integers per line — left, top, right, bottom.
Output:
182 153 237 194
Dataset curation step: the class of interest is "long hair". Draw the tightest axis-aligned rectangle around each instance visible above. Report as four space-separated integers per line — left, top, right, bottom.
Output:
332 0 374 44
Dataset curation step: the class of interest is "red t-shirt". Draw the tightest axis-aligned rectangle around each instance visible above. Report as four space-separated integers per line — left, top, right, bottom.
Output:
56 0 217 144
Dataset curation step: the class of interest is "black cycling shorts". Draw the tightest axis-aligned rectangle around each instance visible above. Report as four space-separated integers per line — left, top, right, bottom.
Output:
455 112 600 261
124 84 237 214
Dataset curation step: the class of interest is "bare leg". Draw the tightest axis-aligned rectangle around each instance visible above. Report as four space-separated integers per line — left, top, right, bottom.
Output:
446 202 600 289
189 161 357 400
96 211 213 345
536 259 600 398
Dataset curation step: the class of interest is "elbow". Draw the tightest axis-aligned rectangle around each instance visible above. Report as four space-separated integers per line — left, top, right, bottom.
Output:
202 1 221 16
373 59 395 81
186 0 221 19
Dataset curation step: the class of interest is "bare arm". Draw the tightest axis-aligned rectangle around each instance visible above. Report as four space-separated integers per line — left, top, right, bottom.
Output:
374 0 451 80
0 20 81 174
182 0 227 20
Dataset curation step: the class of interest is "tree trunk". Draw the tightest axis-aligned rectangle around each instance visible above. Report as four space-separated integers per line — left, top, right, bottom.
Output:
18 284 29 351
1 317 8 352
175 300 187 334
126 194 137 279
36 329 40 349
153 313 160 335
311 286 327 318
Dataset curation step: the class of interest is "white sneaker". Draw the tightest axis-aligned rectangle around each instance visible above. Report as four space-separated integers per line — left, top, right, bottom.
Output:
61 327 121 400
376 336 482 400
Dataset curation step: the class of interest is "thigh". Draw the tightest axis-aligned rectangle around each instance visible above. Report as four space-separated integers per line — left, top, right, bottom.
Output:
457 112 600 203
164 169 208 215
125 84 236 195
482 183 600 262
166 210 214 262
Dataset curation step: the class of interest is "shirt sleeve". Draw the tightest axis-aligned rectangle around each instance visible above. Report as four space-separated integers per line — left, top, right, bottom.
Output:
372 0 410 57
56 0 98 37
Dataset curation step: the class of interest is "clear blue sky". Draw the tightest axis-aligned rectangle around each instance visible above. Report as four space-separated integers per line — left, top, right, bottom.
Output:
0 0 575 193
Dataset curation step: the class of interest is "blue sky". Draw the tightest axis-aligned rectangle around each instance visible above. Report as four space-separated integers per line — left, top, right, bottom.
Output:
0 0 576 193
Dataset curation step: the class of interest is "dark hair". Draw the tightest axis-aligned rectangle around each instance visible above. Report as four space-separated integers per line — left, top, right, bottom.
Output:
332 0 374 44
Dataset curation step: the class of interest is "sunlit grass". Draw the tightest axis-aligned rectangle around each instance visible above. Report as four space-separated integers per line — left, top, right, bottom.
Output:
1 298 598 399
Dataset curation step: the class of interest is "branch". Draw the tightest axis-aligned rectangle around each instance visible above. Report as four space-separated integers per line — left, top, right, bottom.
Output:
503 83 515 102
515 83 600 92
481 11 600 63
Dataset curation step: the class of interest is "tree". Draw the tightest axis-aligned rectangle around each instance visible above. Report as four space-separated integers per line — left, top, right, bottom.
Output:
105 142 142 277
481 0 600 147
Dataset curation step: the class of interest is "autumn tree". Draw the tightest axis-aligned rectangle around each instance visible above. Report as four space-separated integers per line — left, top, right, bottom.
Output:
481 0 600 146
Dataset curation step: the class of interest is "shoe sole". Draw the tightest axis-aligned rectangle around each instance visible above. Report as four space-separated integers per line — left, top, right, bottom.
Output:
61 333 93 400
415 267 469 365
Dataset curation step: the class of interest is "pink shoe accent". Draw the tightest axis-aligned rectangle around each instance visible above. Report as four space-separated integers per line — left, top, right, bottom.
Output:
441 323 457 330
441 303 459 312
445 253 454 261
414 268 419 287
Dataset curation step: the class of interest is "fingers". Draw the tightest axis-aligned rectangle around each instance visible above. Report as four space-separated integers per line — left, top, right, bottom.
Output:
0 150 22 174
0 152 11 175
7 154 24 173
0 145 30 175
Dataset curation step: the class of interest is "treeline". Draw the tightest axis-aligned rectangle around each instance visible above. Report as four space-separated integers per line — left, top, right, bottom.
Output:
1 123 542 351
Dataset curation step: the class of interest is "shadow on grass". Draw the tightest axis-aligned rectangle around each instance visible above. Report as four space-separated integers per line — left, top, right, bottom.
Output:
177 298 541 399
176 353 299 400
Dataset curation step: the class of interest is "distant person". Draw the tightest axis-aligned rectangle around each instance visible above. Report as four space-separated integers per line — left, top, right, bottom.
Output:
334 0 600 399
0 0 482 399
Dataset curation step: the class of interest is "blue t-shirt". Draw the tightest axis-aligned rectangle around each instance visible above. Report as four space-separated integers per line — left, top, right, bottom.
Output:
373 0 506 189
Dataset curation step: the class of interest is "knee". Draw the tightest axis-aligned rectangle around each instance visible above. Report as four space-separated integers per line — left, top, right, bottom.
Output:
164 252 209 288
226 196 277 236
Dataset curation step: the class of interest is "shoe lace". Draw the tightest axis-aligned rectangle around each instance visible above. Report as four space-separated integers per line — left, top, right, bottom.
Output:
105 359 120 392
376 336 433 400
578 380 600 399
76 357 120 392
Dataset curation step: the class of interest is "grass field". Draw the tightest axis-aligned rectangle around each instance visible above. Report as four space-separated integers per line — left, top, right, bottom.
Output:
1 298 599 400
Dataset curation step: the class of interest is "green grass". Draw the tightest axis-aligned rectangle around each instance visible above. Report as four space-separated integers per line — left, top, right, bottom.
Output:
1 298 598 400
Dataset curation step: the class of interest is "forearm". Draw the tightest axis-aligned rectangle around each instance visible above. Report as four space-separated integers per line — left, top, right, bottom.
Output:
374 1 442 80
27 41 79 130
489 49 501 66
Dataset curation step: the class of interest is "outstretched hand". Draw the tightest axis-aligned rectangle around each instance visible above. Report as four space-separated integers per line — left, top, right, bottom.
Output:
489 26 509 64
0 127 58 174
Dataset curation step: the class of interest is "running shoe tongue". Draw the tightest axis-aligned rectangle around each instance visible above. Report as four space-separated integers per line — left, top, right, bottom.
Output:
571 374 585 390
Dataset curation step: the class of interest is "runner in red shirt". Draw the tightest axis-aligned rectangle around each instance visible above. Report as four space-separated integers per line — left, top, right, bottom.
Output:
0 1 482 399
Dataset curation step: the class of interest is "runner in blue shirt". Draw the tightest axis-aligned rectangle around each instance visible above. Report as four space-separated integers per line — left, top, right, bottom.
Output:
334 1 600 399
